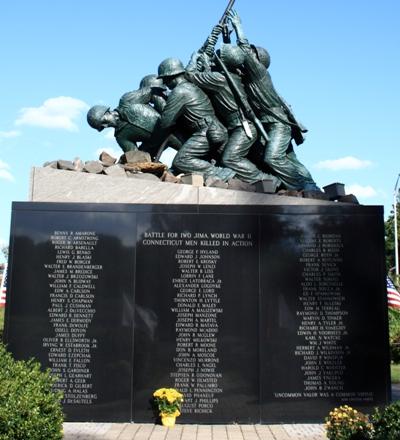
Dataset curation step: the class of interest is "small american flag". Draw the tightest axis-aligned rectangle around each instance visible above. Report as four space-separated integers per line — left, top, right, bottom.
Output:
387 276 400 310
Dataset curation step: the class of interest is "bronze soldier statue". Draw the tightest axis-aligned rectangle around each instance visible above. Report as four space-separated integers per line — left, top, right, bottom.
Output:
87 74 181 155
119 74 167 114
185 26 281 189
227 10 320 193
148 57 235 182
87 104 159 153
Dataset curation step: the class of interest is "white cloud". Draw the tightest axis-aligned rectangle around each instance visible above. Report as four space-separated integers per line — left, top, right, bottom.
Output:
15 96 89 131
103 129 115 140
0 130 21 139
346 184 377 198
0 159 15 182
315 156 373 171
94 147 121 160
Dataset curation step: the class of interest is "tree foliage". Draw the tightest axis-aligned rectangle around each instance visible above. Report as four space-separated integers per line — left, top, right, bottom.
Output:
385 202 399 275
0 344 64 440
389 308 400 363
0 247 7 259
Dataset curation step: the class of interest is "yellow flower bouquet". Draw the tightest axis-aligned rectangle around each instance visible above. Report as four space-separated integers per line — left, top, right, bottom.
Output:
325 405 373 440
153 388 183 426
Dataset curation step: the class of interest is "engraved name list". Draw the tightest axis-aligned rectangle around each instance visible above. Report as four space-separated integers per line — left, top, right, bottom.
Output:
43 230 102 405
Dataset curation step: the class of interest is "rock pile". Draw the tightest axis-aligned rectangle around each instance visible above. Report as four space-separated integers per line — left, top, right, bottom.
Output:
42 150 257 191
43 150 176 184
41 150 358 201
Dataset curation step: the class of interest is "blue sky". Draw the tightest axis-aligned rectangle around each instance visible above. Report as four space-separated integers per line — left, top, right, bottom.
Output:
0 0 399 261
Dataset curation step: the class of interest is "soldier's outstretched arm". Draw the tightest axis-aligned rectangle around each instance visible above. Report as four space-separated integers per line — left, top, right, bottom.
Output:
228 9 247 43
203 24 223 56
195 24 223 71
186 61 226 92
227 9 262 77
116 137 138 153
186 51 202 72
186 51 213 73
158 90 185 129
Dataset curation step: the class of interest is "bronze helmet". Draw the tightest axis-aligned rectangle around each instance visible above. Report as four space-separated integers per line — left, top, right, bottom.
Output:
157 58 185 79
87 105 110 131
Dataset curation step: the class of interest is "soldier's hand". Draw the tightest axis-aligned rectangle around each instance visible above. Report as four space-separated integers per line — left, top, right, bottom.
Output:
211 24 223 37
187 51 205 72
227 9 241 27
198 53 211 69
190 51 201 64
151 86 167 96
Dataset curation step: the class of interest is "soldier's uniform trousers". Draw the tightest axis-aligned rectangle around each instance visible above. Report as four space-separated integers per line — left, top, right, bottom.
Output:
263 122 318 191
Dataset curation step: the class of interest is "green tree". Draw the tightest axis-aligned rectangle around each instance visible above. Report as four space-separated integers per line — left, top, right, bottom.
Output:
389 308 400 363
1 246 8 261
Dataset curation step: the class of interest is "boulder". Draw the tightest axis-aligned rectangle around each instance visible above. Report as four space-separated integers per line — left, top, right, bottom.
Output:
84 161 104 174
57 160 75 171
161 171 182 184
43 161 58 169
205 176 228 189
104 164 127 178
181 174 204 187
99 151 117 166
228 178 256 192
123 162 167 177
73 157 84 172
337 194 359 204
120 150 151 164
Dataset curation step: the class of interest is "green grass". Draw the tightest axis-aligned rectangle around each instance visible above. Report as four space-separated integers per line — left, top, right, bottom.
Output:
392 364 400 384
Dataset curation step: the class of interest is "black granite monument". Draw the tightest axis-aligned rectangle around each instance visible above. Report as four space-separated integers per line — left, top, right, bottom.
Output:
4 201 390 423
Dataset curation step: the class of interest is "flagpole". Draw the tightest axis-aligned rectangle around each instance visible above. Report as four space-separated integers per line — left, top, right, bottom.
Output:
394 173 400 276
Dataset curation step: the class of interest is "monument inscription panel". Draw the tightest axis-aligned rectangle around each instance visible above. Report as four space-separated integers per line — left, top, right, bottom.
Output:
4 203 390 423
133 213 259 423
260 213 389 422
5 207 136 421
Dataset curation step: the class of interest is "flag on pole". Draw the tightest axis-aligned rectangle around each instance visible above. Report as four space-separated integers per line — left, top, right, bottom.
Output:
387 276 400 310
0 263 7 308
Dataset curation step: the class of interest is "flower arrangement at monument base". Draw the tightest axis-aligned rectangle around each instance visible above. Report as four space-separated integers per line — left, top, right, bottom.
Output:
153 387 183 427
325 405 373 440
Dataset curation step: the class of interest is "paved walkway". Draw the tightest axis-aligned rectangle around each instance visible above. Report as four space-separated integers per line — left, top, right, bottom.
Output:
62 423 327 440
62 385 400 440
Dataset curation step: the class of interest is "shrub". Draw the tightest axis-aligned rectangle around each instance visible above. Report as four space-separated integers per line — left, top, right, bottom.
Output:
389 308 400 363
0 343 64 440
371 401 400 440
325 405 373 440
